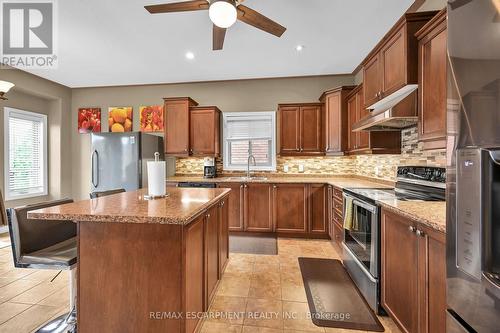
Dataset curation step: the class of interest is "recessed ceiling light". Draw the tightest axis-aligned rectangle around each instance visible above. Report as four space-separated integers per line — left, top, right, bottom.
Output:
295 45 304 52
185 51 195 60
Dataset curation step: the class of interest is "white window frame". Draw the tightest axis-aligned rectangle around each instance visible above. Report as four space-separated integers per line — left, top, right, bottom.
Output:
223 111 276 172
4 107 48 201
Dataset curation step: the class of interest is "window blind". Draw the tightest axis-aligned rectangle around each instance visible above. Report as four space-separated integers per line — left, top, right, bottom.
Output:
223 112 276 171
4 108 47 200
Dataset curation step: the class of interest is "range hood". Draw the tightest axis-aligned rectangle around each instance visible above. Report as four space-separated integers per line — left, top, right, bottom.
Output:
352 84 418 132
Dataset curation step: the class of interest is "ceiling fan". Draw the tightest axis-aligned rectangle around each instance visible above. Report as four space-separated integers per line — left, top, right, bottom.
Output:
145 0 286 50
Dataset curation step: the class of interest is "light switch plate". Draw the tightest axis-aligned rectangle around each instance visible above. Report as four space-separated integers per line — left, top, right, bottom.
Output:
299 164 305 172
284 165 289 172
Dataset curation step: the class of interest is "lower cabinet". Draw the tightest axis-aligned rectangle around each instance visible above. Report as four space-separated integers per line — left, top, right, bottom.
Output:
273 184 308 233
216 182 330 238
184 197 230 333
244 183 273 232
218 198 229 278
381 208 446 333
184 215 205 333
309 184 328 234
218 183 244 231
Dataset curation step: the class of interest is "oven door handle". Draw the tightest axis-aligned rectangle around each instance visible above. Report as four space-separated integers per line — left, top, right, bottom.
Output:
344 193 378 214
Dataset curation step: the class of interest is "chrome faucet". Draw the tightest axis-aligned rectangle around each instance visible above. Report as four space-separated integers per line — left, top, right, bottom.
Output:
247 154 256 178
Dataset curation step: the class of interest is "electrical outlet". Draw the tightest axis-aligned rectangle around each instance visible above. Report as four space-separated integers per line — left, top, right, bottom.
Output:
298 164 305 173
283 164 289 173
375 166 380 177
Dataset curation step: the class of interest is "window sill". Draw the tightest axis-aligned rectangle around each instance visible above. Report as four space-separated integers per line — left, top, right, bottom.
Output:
5 192 49 202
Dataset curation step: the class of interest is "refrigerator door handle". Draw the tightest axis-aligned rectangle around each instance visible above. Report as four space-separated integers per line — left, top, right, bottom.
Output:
91 150 99 188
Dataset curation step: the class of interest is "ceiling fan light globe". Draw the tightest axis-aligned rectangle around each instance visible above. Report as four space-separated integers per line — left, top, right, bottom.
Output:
209 0 237 28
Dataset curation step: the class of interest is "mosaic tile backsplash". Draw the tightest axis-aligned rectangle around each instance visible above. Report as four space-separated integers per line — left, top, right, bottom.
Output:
175 127 446 181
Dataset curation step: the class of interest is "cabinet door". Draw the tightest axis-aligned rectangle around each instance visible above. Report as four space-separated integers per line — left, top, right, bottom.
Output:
418 226 446 333
218 183 244 231
165 100 190 155
184 215 204 332
356 88 370 150
218 198 229 278
363 55 381 108
279 106 300 154
205 205 219 307
309 184 327 235
380 27 406 98
273 184 307 233
381 209 419 333
327 186 334 239
347 94 358 151
300 105 322 153
244 183 273 232
190 109 216 155
325 93 342 153
332 222 343 255
419 24 447 149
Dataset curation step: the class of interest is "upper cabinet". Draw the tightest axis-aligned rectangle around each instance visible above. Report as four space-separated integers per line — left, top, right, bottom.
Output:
164 97 221 157
347 85 401 155
319 86 356 155
361 12 437 109
278 103 323 156
416 9 447 150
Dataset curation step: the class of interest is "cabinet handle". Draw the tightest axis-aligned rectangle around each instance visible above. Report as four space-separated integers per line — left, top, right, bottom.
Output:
273 185 277 189
184 149 188 152
408 226 416 233
416 230 425 237
296 148 300 152
240 185 243 188
207 214 211 218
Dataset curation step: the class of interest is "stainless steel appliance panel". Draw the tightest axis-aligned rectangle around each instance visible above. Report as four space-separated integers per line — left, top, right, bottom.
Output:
91 133 140 192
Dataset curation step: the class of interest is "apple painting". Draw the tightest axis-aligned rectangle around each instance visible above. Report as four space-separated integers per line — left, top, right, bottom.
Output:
78 108 102 133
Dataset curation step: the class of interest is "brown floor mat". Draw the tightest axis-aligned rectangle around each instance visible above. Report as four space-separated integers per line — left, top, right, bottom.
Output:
298 257 384 332
229 234 277 255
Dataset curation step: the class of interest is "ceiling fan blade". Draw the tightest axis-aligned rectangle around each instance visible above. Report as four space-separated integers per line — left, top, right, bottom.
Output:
237 5 286 37
213 25 226 50
145 0 209 14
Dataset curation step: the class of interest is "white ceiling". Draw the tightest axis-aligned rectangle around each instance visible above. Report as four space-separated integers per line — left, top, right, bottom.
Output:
25 0 414 88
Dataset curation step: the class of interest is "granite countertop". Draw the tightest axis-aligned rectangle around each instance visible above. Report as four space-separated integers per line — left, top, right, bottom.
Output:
167 175 447 233
378 199 446 233
167 175 393 189
28 188 230 225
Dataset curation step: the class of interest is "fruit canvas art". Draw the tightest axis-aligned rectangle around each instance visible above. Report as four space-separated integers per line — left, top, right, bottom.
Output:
78 108 102 133
108 107 133 132
140 105 164 132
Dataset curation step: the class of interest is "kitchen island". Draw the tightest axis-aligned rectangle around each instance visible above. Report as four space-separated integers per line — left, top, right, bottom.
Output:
28 187 231 333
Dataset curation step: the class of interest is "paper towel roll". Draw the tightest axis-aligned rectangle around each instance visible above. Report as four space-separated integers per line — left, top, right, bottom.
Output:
147 161 166 197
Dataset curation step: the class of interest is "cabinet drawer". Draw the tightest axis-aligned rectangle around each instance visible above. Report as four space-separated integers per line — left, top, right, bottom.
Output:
333 210 343 227
333 187 343 201
333 199 343 214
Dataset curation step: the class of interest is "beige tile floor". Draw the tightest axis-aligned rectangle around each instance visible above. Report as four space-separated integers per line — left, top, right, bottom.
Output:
0 233 400 333
199 238 402 333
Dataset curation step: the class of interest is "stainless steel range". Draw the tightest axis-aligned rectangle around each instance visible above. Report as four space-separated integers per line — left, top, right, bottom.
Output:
342 166 446 314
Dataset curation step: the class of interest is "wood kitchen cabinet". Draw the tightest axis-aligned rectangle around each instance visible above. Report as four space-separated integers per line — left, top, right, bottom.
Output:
244 183 273 232
319 86 356 155
309 184 328 235
204 205 219 307
416 9 447 150
184 214 205 333
164 97 220 157
273 184 308 233
164 97 198 156
381 208 446 333
347 85 401 154
218 183 244 231
218 197 229 278
331 186 344 252
190 107 220 156
278 103 323 156
361 12 437 109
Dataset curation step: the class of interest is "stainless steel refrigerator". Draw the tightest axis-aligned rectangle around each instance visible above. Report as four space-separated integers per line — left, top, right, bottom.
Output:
447 1 500 332
90 132 164 192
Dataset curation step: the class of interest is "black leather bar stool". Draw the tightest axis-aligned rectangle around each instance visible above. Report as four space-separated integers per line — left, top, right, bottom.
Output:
5 197 77 333
89 188 125 199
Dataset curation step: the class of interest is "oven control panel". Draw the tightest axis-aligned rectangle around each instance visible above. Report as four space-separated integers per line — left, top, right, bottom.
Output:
397 166 446 183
